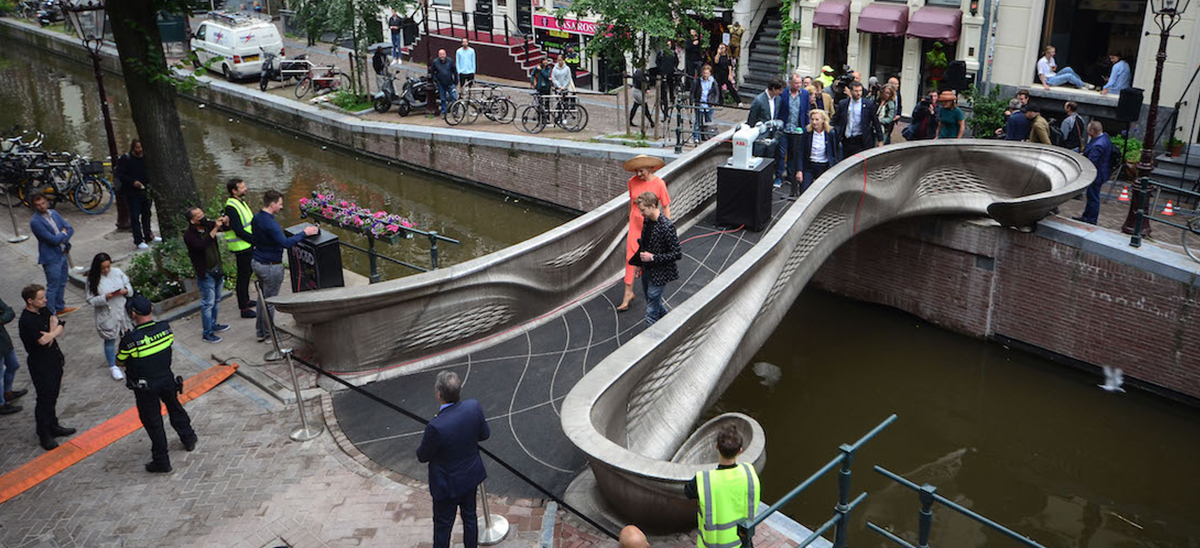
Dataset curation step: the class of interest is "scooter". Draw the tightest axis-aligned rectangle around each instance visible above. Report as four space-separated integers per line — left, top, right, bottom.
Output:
395 75 429 117
259 48 308 92
372 71 400 113
35 0 63 27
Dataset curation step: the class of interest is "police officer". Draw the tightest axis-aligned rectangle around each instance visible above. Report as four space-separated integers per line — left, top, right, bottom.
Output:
223 178 256 319
685 425 760 548
117 295 197 473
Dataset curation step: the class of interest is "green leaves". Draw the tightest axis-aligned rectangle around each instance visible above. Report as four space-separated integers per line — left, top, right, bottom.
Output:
963 84 1008 139
561 0 731 68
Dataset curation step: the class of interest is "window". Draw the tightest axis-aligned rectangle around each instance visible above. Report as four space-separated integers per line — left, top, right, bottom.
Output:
870 34 904 88
196 23 206 41
1040 0 1145 85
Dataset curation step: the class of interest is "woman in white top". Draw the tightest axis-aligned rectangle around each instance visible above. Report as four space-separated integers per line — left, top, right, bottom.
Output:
795 109 842 197
551 55 574 93
85 252 133 381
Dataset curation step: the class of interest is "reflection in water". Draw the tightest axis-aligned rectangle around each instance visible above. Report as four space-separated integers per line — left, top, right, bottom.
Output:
716 290 1200 548
0 38 573 279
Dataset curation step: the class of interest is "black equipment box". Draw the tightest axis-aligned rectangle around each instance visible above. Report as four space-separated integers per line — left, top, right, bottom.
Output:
716 159 775 232
285 223 345 293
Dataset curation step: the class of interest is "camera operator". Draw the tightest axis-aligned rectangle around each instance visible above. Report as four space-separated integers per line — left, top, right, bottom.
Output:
183 207 230 344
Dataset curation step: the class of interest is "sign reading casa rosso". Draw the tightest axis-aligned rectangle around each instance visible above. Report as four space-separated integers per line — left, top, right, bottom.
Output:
532 14 597 36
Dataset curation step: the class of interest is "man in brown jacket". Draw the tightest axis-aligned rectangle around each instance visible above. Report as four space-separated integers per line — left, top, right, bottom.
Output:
1024 104 1051 145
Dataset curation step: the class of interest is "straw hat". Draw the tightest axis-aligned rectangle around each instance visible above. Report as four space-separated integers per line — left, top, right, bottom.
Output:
938 90 957 103
622 155 665 173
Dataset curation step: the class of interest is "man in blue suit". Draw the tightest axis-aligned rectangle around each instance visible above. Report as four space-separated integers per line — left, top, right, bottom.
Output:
28 194 76 316
417 370 490 548
832 81 882 158
1074 121 1112 225
775 72 811 187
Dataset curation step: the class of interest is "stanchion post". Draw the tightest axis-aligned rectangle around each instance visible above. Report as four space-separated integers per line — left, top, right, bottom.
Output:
916 484 936 548
367 234 381 283
429 231 440 269
832 444 854 548
255 278 285 361
281 348 323 442
5 192 29 243
477 482 509 545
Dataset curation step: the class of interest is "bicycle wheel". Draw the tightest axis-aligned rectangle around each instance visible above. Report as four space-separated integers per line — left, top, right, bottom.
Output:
18 177 56 207
444 99 468 126
72 177 114 214
295 76 312 99
332 72 352 93
518 105 545 134
558 104 589 133
1183 216 1200 263
462 100 481 125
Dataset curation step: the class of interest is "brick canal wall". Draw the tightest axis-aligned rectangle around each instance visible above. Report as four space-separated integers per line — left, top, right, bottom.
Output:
0 19 671 214
812 217 1200 402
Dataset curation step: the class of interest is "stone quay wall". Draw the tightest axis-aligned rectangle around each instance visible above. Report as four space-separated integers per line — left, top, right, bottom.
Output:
0 18 671 214
812 217 1200 403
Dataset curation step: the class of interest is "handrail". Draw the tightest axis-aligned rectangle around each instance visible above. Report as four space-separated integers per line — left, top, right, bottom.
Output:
741 414 896 547
1129 175 1200 249
868 466 1046 548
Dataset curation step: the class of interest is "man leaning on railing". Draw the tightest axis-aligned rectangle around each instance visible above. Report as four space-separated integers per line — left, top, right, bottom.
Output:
685 425 761 548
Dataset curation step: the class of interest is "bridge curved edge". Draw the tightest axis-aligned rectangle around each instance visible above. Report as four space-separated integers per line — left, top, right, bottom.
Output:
560 140 1095 532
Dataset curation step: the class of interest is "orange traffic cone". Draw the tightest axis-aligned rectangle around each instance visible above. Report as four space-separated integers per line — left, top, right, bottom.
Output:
1163 200 1175 216
1118 186 1130 202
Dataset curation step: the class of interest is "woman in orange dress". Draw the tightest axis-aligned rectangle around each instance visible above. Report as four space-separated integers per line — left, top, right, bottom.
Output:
618 155 671 311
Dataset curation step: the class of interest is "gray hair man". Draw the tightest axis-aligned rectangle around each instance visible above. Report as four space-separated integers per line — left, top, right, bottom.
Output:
417 370 491 548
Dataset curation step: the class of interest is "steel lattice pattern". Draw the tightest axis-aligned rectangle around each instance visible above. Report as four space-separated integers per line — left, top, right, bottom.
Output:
914 165 992 197
542 239 600 269
764 210 848 308
624 313 723 440
397 303 515 351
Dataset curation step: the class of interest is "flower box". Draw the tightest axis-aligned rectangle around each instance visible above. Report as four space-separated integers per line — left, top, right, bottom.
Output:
298 192 417 243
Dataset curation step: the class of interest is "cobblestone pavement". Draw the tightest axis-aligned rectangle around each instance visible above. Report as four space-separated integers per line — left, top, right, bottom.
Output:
0 203 803 547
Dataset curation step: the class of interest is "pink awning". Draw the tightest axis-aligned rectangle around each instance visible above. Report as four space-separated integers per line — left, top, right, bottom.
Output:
907 6 963 42
856 2 909 37
813 0 851 30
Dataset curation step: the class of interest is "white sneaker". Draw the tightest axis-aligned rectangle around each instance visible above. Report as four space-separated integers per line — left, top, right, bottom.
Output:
137 243 149 250
152 236 162 243
110 366 125 381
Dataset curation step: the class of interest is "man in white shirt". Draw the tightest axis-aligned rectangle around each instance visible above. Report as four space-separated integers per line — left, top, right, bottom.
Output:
456 38 476 87
747 78 783 127
834 82 880 157
1037 46 1092 90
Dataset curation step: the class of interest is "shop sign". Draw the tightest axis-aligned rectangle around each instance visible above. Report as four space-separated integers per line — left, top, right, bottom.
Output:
532 13 597 35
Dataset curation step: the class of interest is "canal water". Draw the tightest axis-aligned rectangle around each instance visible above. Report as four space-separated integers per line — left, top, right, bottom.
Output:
0 38 572 280
715 289 1200 547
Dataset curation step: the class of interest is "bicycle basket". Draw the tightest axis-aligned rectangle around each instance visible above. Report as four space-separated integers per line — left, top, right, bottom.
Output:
80 160 105 175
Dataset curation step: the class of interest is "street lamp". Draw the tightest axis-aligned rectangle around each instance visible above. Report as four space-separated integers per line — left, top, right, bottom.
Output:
1123 0 1191 244
62 0 128 230
422 0 438 115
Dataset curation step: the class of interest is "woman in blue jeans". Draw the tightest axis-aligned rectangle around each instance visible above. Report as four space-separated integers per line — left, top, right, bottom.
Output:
0 297 28 414
85 253 132 381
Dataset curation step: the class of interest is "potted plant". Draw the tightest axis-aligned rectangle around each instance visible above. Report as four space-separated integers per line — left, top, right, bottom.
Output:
925 42 948 91
1167 137 1186 157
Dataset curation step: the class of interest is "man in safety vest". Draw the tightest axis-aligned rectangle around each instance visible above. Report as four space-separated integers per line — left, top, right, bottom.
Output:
685 425 761 548
223 178 256 319
118 295 197 473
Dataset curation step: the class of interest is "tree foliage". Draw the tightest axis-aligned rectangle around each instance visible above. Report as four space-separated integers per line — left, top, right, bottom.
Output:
963 84 1008 139
293 0 410 96
559 0 729 69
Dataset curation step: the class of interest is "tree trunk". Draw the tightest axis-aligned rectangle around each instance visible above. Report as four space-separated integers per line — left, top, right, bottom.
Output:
108 0 200 239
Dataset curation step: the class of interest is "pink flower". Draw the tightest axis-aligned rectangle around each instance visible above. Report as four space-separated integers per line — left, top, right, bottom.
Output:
387 224 399 232
299 198 309 206
374 211 386 219
339 201 348 207
317 194 326 200
401 220 414 228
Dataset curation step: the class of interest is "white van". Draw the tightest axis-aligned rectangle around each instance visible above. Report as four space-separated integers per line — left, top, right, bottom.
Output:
190 12 284 81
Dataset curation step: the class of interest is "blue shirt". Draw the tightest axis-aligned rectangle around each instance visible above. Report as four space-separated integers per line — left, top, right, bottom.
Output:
846 99 863 137
456 47 476 75
1104 60 1131 94
250 210 305 264
786 90 803 132
699 78 714 106
1003 111 1031 141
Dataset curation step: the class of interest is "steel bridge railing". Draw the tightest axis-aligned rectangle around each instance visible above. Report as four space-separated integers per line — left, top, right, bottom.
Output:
865 466 1046 548
1128 176 1200 263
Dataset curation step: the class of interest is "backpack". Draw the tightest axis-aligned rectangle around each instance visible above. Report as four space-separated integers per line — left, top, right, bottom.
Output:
1048 118 1064 147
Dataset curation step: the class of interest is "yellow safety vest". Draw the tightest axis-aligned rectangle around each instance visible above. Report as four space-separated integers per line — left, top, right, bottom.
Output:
223 197 254 252
696 463 761 548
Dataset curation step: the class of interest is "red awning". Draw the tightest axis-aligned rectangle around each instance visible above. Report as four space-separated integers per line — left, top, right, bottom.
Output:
856 2 909 37
813 0 852 30
907 6 963 42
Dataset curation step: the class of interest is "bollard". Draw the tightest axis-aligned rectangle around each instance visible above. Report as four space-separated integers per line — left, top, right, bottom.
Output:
916 484 936 548
281 347 324 442
5 192 29 243
255 278 285 362
832 443 855 548
477 482 509 545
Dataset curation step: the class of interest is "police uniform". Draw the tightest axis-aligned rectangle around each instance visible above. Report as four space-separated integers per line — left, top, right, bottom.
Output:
687 462 761 548
117 302 196 472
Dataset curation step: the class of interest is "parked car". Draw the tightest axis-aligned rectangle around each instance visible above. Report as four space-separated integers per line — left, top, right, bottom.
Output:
190 11 283 81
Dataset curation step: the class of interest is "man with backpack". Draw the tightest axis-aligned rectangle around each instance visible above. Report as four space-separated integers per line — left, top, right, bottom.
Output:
1024 104 1051 145
1059 101 1085 152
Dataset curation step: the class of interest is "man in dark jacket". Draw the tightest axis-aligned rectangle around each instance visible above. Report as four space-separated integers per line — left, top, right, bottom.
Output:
222 178 256 319
18 284 73 450
114 138 159 249
746 78 783 127
656 40 679 116
1060 101 1084 152
634 191 681 326
1075 121 1112 225
431 48 457 114
182 206 230 343
388 10 403 52
833 82 882 156
417 370 490 548
0 297 28 415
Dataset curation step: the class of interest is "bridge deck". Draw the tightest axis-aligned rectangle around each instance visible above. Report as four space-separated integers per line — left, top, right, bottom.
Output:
332 187 796 498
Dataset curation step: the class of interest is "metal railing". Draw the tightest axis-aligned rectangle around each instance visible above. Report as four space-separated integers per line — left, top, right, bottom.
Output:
866 466 1046 548
741 415 896 548
1128 176 1200 262
301 207 460 283
429 6 515 46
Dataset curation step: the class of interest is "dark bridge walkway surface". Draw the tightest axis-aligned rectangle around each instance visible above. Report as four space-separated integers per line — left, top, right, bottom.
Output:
333 188 795 499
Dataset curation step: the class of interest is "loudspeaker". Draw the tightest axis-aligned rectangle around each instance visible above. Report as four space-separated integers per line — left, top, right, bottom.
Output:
1117 88 1143 122
943 60 968 91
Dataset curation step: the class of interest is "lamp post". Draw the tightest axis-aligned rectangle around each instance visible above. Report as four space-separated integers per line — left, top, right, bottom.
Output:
62 0 127 230
1122 0 1191 244
423 0 438 115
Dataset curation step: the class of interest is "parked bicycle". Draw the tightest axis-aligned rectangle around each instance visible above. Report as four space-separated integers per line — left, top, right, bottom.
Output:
2 128 114 214
517 90 588 134
294 64 350 99
444 82 517 126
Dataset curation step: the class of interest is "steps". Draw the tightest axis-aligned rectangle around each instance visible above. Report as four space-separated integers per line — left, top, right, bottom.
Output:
740 7 785 102
1152 148 1200 196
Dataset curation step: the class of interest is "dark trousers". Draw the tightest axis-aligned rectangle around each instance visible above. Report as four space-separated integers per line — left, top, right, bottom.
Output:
29 359 63 436
433 488 478 548
800 161 830 196
842 137 868 159
133 376 195 466
1081 178 1104 224
233 249 253 311
126 192 153 244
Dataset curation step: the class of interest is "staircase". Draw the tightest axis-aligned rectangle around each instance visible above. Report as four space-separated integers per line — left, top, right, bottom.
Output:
740 8 785 102
1152 146 1200 206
